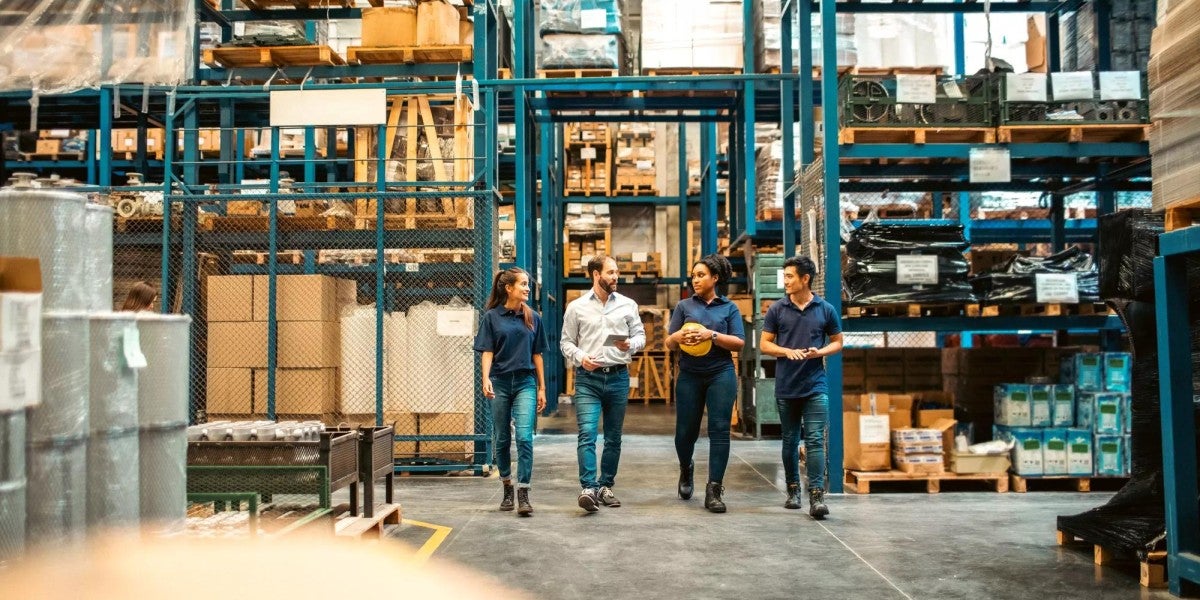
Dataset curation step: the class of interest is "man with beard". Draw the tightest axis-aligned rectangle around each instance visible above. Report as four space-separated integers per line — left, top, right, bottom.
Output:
561 255 646 513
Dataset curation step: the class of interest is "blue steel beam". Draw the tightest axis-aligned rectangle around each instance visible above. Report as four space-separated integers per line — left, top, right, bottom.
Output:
842 314 1123 333
814 1 1070 12
820 0 844 493
702 122 719 257
266 128 281 420
781 0 797 258
540 121 559 414
840 142 1149 160
679 123 691 289
799 0 815 165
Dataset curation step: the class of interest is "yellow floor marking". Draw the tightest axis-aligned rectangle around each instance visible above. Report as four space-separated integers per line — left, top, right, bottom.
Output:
403 519 453 560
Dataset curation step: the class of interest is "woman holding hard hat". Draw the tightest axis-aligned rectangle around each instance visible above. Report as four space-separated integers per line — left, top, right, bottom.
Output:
666 254 745 513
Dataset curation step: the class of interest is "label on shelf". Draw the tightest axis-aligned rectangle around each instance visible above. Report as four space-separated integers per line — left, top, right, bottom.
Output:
895 74 936 105
1035 273 1080 303
581 8 607 30
1051 71 1095 101
969 147 1011 183
896 255 939 285
1005 73 1048 102
776 269 786 289
580 147 598 160
403 262 420 272
1099 71 1143 101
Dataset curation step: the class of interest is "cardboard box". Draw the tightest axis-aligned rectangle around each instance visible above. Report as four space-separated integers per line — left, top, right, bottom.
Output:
1094 435 1124 476
950 451 1011 474
889 394 914 430
0 349 40 411
917 409 954 428
1103 352 1132 392
207 322 268 368
994 384 1032 427
1010 428 1044 476
226 201 262 216
1091 392 1123 434
206 368 253 414
253 368 338 415
336 278 358 306
253 275 339 322
1063 353 1103 391
386 411 419 456
1042 428 1069 475
845 393 891 415
1025 16 1048 73
0 256 43 353
844 412 891 471
1052 384 1075 427
1123 394 1132 435
207 275 254 322
1067 428 1094 476
35 139 59 154
361 6 417 47
1029 384 1053 427
891 453 944 474
278 321 340 368
419 412 474 460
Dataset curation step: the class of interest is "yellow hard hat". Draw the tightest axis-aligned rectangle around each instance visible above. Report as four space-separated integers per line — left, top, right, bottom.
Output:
679 322 712 357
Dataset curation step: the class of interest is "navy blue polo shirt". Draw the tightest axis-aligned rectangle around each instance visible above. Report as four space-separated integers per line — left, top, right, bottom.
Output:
763 294 842 397
473 306 547 376
668 294 746 375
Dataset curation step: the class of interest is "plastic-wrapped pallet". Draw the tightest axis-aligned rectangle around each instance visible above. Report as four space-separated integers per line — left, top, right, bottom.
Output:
641 0 744 70
539 0 624 35
538 34 624 70
969 246 1101 305
842 223 977 305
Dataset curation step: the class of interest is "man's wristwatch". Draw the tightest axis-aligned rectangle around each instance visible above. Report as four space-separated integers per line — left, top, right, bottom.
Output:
711 331 718 341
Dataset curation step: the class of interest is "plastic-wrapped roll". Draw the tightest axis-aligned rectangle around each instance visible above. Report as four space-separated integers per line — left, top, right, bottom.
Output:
0 186 87 310
84 204 115 311
384 311 413 413
0 411 24 482
340 306 378 415
135 313 192 427
86 431 139 529
90 313 139 433
405 300 474 413
0 479 25 560
25 438 86 547
29 312 90 443
138 426 185 532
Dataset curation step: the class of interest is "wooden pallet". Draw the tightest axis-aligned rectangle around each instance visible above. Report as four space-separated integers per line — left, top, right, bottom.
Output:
1011 474 1129 493
851 65 946 77
844 470 1009 494
334 503 402 540
564 186 610 197
239 0 369 9
839 127 996 145
354 213 472 230
203 45 345 68
497 68 512 79
996 124 1150 144
231 250 306 265
641 67 743 77
1164 196 1200 232
614 182 658 197
347 45 473 65
202 214 353 232
1057 530 1167 589
114 150 165 161
538 68 619 79
845 303 968 318
14 151 85 162
968 303 1110 317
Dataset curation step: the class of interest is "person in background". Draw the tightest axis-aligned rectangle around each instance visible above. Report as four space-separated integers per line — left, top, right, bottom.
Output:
474 267 548 517
121 281 157 311
560 255 645 513
760 255 843 520
666 254 745 513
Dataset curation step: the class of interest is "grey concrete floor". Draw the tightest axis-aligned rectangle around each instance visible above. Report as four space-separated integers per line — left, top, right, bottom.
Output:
382 434 1172 600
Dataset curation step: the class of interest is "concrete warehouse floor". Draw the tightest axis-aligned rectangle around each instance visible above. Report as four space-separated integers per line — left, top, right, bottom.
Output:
384 434 1171 600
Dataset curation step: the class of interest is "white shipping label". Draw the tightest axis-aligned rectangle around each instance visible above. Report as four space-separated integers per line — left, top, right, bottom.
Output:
859 415 890 444
1006 73 1048 102
123 324 148 369
436 310 474 337
580 147 598 160
636 160 653 171
1051 71 1096 101
404 262 420 272
1099 71 1143 100
896 255 939 285
776 269 786 289
969 147 1012 183
629 376 639 389
1035 273 1080 303
895 74 937 105
580 8 607 30
632 252 648 263
0 293 41 352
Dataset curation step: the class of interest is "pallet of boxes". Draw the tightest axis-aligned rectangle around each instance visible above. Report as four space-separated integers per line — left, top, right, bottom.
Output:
614 123 656 195
1148 0 1200 227
563 204 611 277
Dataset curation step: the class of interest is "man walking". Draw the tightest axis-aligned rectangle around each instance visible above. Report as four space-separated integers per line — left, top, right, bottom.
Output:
760 255 843 519
561 255 646 513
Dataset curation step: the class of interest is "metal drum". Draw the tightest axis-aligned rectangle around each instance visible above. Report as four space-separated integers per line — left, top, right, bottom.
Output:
89 312 139 432
135 313 191 531
29 312 90 444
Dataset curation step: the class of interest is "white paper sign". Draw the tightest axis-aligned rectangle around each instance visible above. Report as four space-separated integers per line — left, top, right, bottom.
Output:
123 324 148 369
860 415 891 444
580 8 607 30
942 81 965 99
436 309 475 337
404 262 420 272
896 255 939 285
270 89 387 126
969 147 1012 183
580 147 597 160
632 252 648 263
776 269 786 289
1006 73 1049 102
629 376 639 389
1051 71 1096 101
895 74 936 105
1036 273 1080 303
1099 71 1143 100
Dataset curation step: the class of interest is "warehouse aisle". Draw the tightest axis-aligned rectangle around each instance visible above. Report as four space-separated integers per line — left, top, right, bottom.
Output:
386 436 1169 599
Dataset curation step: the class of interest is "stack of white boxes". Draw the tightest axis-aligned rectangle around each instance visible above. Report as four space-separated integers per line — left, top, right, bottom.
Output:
993 352 1132 479
641 0 744 70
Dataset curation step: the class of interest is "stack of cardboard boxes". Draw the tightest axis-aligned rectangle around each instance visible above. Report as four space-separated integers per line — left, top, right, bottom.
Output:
942 347 1077 438
0 258 43 413
843 348 943 395
565 124 612 196
993 352 1133 478
614 123 656 192
206 274 352 419
844 392 957 474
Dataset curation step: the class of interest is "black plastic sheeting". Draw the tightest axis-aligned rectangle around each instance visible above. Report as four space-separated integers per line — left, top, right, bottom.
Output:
843 224 978 305
1098 208 1200 302
970 246 1100 304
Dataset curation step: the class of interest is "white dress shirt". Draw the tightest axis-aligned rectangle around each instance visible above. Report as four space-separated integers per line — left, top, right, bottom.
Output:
560 290 646 368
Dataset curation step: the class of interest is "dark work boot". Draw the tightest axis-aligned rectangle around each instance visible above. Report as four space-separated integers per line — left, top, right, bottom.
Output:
809 488 829 520
678 461 694 499
704 482 726 513
499 481 515 511
784 484 802 510
517 488 533 517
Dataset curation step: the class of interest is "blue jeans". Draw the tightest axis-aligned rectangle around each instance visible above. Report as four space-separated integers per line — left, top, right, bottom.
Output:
574 368 630 489
777 392 829 490
674 366 737 483
490 372 537 487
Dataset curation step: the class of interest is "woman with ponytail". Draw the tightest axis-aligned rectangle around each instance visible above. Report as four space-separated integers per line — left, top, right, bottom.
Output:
665 254 745 513
474 268 547 516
